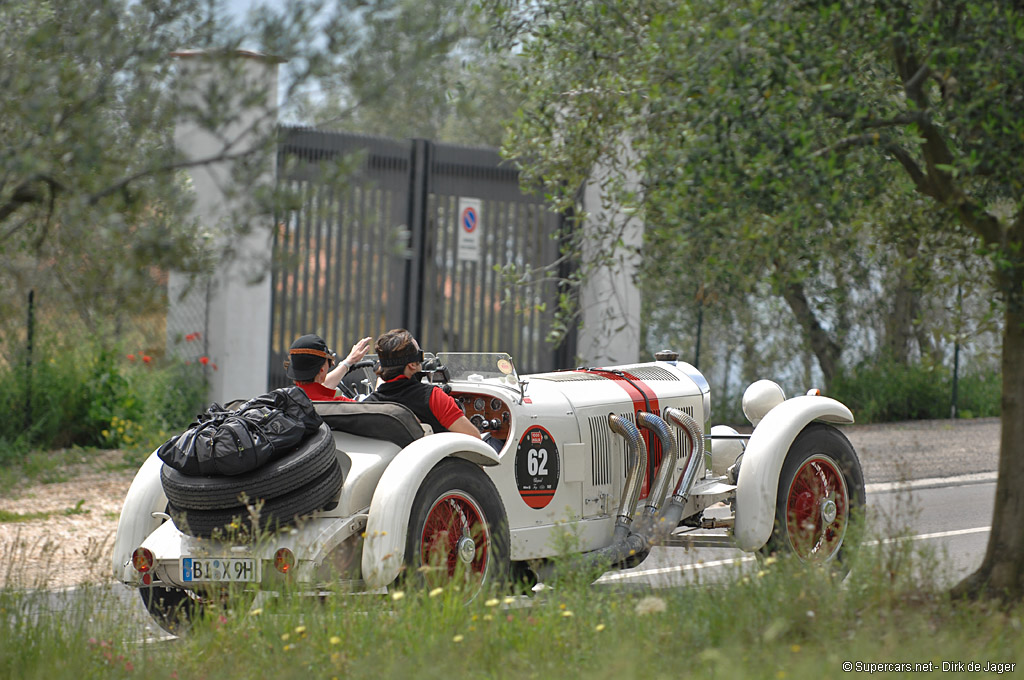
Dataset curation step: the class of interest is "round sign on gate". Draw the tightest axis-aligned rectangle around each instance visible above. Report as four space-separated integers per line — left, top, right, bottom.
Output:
514 426 560 509
461 206 478 233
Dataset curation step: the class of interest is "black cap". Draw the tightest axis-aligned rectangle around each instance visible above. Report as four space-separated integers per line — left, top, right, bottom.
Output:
286 334 335 381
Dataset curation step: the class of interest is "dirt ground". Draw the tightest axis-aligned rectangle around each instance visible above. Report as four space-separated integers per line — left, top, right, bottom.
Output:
0 417 1002 589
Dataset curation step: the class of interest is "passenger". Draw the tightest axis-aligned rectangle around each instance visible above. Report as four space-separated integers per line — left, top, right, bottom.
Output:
366 328 481 438
285 333 373 402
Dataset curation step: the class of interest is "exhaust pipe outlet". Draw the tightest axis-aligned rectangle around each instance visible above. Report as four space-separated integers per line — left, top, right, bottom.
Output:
642 408 705 546
636 411 678 517
545 414 650 577
608 413 647 534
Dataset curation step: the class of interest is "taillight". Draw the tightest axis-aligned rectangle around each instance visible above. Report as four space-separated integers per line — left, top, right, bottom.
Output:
274 548 295 574
132 547 154 573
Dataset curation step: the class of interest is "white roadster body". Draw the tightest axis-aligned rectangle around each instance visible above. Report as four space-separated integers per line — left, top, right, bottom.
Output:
112 352 863 632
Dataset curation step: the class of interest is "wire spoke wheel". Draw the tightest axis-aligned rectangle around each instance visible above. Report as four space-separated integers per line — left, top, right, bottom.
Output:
421 491 491 583
406 459 509 598
765 423 864 570
784 454 849 562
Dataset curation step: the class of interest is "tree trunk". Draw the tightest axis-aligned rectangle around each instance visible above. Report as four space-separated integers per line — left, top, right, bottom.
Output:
953 262 1024 599
781 280 842 390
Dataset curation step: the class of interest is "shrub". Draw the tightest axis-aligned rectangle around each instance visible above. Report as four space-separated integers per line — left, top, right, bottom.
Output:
0 330 209 464
831 357 1001 424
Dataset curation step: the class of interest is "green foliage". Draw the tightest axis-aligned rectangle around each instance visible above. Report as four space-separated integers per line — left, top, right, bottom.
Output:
3 542 1024 678
0 328 208 465
832 358 1000 423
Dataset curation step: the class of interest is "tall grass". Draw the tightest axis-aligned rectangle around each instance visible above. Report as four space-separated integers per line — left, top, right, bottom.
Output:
2 538 1022 680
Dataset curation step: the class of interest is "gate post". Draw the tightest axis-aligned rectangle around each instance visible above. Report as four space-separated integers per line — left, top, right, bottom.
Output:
167 50 282 403
403 138 432 337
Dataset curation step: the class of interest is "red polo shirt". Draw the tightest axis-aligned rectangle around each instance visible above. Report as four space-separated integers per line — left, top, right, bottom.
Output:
295 382 354 402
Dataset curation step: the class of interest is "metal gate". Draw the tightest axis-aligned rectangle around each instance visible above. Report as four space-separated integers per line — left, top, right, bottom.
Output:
269 128 575 387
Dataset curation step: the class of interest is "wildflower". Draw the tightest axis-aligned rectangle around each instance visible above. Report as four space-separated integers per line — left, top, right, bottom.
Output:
429 587 444 598
391 591 405 601
281 633 290 641
763 556 778 566
330 636 341 645
561 610 574 618
790 644 801 653
142 355 152 364
199 356 210 365
452 635 464 643
634 596 667 616
284 644 295 652
124 662 134 672
484 598 499 607
294 625 307 636
251 608 263 616
127 354 136 361
483 614 493 621
503 596 516 605
212 363 219 371
595 624 606 632
806 610 815 619
757 570 767 578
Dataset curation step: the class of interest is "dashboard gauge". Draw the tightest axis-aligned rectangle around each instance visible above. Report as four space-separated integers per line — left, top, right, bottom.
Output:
473 397 486 411
490 398 502 411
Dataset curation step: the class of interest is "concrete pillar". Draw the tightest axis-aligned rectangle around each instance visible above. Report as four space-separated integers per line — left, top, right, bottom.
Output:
167 50 282 403
576 155 643 367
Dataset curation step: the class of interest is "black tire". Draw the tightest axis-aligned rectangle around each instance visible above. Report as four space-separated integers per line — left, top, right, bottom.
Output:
161 424 335 510
139 586 200 635
763 423 865 565
171 458 344 538
404 459 510 596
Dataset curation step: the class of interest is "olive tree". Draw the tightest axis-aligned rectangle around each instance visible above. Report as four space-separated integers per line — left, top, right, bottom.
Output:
491 0 1023 597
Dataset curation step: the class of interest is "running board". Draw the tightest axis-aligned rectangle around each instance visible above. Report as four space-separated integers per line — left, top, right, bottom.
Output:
660 533 737 549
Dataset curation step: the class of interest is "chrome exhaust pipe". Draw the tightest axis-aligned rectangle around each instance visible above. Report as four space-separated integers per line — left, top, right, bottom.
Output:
608 413 647 534
636 411 678 517
643 408 705 545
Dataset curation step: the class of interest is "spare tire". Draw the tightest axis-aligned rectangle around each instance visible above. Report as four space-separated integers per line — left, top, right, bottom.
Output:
169 458 344 538
161 424 336 510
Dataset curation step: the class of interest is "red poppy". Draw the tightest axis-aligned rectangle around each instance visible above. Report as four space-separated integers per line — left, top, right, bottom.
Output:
199 356 210 365
127 354 136 361
142 355 152 364
212 363 218 371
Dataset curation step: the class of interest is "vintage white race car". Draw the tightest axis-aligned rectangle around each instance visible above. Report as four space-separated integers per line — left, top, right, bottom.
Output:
112 352 864 633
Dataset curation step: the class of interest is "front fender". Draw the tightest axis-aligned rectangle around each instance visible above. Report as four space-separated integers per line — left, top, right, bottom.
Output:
360 433 499 589
733 396 853 552
111 451 168 582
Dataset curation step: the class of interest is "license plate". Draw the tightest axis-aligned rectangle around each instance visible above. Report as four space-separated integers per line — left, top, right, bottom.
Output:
181 557 260 583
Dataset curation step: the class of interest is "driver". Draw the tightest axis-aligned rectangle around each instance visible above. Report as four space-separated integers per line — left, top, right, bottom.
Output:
285 333 373 402
366 328 481 438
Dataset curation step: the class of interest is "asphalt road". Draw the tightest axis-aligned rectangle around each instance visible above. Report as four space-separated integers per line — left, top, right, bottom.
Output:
596 475 997 589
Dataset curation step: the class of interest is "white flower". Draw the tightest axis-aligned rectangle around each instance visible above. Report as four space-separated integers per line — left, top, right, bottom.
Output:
634 596 667 616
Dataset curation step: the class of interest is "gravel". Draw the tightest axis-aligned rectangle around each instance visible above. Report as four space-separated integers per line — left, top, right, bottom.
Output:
0 417 1002 588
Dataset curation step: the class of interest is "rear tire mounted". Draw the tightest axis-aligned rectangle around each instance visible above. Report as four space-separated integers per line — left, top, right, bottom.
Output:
764 423 865 566
170 458 343 538
160 425 335 510
404 459 510 597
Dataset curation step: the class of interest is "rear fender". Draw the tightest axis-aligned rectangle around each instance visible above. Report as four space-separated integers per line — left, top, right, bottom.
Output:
733 396 853 552
111 451 168 582
360 433 499 589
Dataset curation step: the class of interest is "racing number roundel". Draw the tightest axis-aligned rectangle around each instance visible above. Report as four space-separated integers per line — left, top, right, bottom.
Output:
515 426 560 509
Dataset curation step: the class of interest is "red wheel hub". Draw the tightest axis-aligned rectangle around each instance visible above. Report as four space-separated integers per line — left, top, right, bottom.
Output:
785 454 849 562
420 492 490 580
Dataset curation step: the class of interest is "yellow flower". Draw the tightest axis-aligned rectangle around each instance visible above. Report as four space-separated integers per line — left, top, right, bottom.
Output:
595 624 606 632
790 644 801 653
250 608 263 616
294 625 307 636
281 633 290 641
391 591 405 601
453 635 464 643
503 596 516 605
634 596 667 616
483 614 493 621
561 610 574 618
330 636 341 645
484 598 499 607
429 587 444 598
764 556 778 566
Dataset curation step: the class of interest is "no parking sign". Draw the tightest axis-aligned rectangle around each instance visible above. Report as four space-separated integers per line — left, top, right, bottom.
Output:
457 197 482 262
